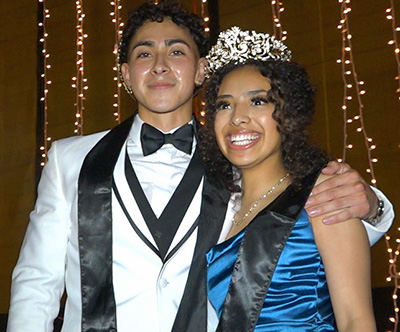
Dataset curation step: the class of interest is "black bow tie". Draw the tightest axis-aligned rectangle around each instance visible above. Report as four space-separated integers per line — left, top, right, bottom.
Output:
140 122 194 156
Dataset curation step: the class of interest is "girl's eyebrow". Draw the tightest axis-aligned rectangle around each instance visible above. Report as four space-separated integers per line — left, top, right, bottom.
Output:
216 89 269 100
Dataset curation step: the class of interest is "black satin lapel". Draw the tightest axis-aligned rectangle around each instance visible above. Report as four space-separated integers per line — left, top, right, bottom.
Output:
172 176 230 332
78 115 134 332
267 170 321 218
217 170 320 332
217 211 295 332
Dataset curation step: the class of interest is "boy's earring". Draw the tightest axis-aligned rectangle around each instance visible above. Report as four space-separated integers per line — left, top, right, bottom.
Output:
124 84 136 100
122 82 133 95
117 61 133 95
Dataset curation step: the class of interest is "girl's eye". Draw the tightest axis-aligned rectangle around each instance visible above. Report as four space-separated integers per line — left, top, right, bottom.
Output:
251 97 269 106
216 101 231 111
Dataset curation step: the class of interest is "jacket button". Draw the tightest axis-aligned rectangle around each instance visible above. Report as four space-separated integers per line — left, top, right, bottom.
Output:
160 278 168 288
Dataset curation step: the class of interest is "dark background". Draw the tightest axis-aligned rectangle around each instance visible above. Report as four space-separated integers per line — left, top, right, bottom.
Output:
1 0 399 331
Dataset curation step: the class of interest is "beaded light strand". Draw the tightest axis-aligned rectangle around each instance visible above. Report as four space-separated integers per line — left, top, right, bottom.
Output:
270 0 287 41
201 0 210 34
386 1 400 102
198 0 210 125
72 0 88 135
38 0 52 167
384 2 400 329
110 0 124 124
336 0 378 187
338 1 398 330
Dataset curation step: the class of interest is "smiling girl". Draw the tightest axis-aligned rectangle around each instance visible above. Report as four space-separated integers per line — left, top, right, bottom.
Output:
200 27 376 332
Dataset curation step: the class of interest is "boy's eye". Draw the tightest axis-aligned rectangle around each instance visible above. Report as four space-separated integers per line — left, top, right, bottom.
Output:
137 52 150 58
171 50 184 56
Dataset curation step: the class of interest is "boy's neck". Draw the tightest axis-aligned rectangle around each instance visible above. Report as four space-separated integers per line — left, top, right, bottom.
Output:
138 109 193 132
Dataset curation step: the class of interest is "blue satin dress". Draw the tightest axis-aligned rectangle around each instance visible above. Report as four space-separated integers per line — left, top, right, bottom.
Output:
207 210 337 332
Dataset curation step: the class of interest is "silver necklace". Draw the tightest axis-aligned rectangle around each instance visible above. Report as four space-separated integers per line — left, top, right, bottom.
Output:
232 173 290 226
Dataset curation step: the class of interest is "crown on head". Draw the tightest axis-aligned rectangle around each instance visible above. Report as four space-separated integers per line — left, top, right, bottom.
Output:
205 26 292 78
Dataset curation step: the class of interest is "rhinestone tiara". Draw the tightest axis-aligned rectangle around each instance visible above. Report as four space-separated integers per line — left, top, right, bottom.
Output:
205 26 292 78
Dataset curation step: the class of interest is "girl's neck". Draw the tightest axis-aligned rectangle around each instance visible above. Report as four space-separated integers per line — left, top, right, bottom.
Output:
240 164 288 207
225 163 290 240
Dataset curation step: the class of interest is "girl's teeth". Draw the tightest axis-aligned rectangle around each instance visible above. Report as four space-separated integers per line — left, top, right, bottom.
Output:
230 134 259 145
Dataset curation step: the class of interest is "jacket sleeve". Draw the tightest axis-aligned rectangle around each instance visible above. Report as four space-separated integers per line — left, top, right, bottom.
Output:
7 141 71 332
362 186 395 246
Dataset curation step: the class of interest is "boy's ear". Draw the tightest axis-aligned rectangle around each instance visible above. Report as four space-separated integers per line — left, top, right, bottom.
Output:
120 63 134 94
121 63 132 87
194 57 207 86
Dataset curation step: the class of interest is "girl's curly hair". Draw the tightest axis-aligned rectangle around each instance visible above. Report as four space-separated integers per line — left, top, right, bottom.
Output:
118 0 208 66
199 60 329 192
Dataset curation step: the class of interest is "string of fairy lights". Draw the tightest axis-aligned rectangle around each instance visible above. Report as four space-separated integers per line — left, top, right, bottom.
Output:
387 1 400 102
337 1 400 329
201 0 210 34
37 0 52 167
71 0 88 135
110 0 124 123
198 0 209 124
385 1 400 330
270 1 287 41
336 0 377 183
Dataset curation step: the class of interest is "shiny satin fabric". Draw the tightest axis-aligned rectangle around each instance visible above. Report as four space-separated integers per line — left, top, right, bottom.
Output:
140 122 194 156
207 210 336 331
78 116 134 332
207 170 336 332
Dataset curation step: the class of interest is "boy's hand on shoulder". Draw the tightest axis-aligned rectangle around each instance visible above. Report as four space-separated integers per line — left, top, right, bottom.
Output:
305 161 377 225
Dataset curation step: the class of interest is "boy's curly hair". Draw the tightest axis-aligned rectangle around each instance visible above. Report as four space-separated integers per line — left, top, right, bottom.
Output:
118 0 208 66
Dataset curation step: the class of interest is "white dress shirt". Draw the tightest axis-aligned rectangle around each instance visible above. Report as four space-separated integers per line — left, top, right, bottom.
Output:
127 115 196 217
